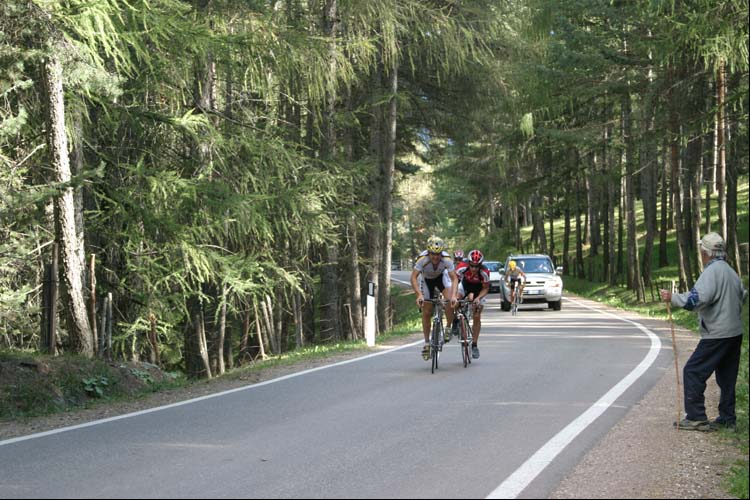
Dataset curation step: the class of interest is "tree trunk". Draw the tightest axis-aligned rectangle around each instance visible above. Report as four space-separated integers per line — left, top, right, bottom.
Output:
347 216 364 339
253 300 268 360
715 60 727 239
379 57 397 333
658 145 669 267
42 53 94 356
668 68 691 291
216 286 227 375
575 167 585 279
623 91 645 300
563 188 571 276
368 64 383 336
640 135 657 289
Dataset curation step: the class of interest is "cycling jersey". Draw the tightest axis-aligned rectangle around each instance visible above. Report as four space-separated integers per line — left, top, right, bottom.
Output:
414 250 455 279
457 264 490 297
506 267 524 279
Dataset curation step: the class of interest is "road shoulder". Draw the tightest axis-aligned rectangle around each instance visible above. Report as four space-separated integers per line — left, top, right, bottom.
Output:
549 296 743 499
0 334 422 442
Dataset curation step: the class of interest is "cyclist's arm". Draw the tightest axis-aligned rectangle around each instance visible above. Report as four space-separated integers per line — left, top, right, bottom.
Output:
448 270 459 301
411 270 424 303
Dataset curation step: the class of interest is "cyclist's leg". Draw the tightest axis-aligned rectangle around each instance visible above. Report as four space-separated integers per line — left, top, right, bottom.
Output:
438 274 455 341
519 277 525 303
452 283 466 335
509 279 516 303
420 278 439 358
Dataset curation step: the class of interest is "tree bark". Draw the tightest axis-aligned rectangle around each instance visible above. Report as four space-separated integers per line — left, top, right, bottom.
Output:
42 53 94 356
658 144 670 267
668 66 692 290
379 55 397 333
715 60 727 239
623 91 645 300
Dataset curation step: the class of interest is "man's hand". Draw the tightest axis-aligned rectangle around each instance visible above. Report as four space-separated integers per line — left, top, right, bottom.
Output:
659 289 672 303
416 294 424 307
473 297 481 307
450 296 458 307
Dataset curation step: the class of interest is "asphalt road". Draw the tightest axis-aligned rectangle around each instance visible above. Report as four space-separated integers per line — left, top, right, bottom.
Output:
0 274 672 499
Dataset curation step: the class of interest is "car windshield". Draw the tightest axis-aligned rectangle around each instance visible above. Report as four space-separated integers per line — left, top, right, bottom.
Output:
484 262 500 272
509 258 553 274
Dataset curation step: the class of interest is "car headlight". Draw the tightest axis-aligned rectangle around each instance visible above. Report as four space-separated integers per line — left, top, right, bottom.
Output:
548 280 562 288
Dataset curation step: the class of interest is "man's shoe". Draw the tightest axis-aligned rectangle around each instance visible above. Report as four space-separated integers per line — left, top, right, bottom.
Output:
422 344 431 361
711 418 737 432
471 345 480 359
673 418 714 431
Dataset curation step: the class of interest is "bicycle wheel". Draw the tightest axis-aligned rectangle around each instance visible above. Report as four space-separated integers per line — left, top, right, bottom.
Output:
431 321 440 373
460 317 469 368
466 321 473 365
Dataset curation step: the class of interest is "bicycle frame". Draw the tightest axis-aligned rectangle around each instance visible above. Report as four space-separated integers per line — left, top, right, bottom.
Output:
455 299 474 367
422 298 448 373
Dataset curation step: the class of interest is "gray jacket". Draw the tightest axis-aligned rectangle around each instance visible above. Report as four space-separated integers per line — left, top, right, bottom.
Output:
671 258 748 339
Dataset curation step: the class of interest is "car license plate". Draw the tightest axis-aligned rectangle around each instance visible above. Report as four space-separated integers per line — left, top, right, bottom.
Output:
527 290 542 295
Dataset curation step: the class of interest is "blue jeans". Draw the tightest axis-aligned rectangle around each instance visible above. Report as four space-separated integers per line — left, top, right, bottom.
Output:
683 335 743 423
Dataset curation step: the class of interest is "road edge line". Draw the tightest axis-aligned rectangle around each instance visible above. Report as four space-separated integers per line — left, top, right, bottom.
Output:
486 296 663 499
0 340 423 448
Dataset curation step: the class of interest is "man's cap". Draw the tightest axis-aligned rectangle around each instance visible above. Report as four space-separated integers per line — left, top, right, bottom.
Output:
699 232 725 252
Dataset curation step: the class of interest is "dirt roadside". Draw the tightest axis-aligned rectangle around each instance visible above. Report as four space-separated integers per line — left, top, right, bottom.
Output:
549 296 745 499
0 336 421 441
1 298 744 499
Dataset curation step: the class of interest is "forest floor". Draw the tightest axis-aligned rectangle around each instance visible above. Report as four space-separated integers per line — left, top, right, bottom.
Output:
1 305 745 499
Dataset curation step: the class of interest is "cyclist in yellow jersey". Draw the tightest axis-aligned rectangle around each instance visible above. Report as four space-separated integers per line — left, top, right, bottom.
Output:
505 260 526 305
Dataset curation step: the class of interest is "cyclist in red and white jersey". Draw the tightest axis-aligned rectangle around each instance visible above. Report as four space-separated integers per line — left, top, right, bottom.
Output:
455 249 490 359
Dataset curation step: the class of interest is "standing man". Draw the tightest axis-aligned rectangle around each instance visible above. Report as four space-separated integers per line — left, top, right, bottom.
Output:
660 232 748 431
411 236 459 360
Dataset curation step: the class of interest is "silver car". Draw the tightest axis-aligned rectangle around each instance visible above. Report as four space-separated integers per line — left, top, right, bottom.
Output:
499 254 564 311
483 261 503 293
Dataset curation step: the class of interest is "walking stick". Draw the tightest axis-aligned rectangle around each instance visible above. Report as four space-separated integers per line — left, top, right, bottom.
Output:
666 280 682 430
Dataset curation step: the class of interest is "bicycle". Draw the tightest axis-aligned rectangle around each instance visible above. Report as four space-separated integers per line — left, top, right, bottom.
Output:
455 299 474 368
509 281 522 316
422 297 449 374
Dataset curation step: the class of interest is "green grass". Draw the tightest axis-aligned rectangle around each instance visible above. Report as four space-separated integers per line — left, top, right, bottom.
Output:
0 350 185 419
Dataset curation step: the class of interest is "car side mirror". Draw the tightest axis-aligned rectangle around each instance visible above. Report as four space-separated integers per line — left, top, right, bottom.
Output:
499 267 505 274
556 266 564 275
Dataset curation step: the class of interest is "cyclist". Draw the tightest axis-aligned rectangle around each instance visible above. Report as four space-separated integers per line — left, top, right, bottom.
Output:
453 249 465 264
411 236 459 360
455 249 490 359
505 260 526 306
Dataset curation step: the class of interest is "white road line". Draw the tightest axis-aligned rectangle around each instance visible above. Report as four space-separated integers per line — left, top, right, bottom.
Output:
486 297 662 499
0 340 423 448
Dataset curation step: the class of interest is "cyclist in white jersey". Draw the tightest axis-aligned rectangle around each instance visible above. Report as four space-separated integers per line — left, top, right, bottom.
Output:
411 236 458 361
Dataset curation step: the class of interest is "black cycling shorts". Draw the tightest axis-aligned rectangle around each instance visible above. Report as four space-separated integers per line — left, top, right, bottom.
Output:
422 276 445 300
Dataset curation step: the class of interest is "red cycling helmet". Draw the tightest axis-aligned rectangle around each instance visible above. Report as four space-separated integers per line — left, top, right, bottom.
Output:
453 249 464 260
468 249 484 265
